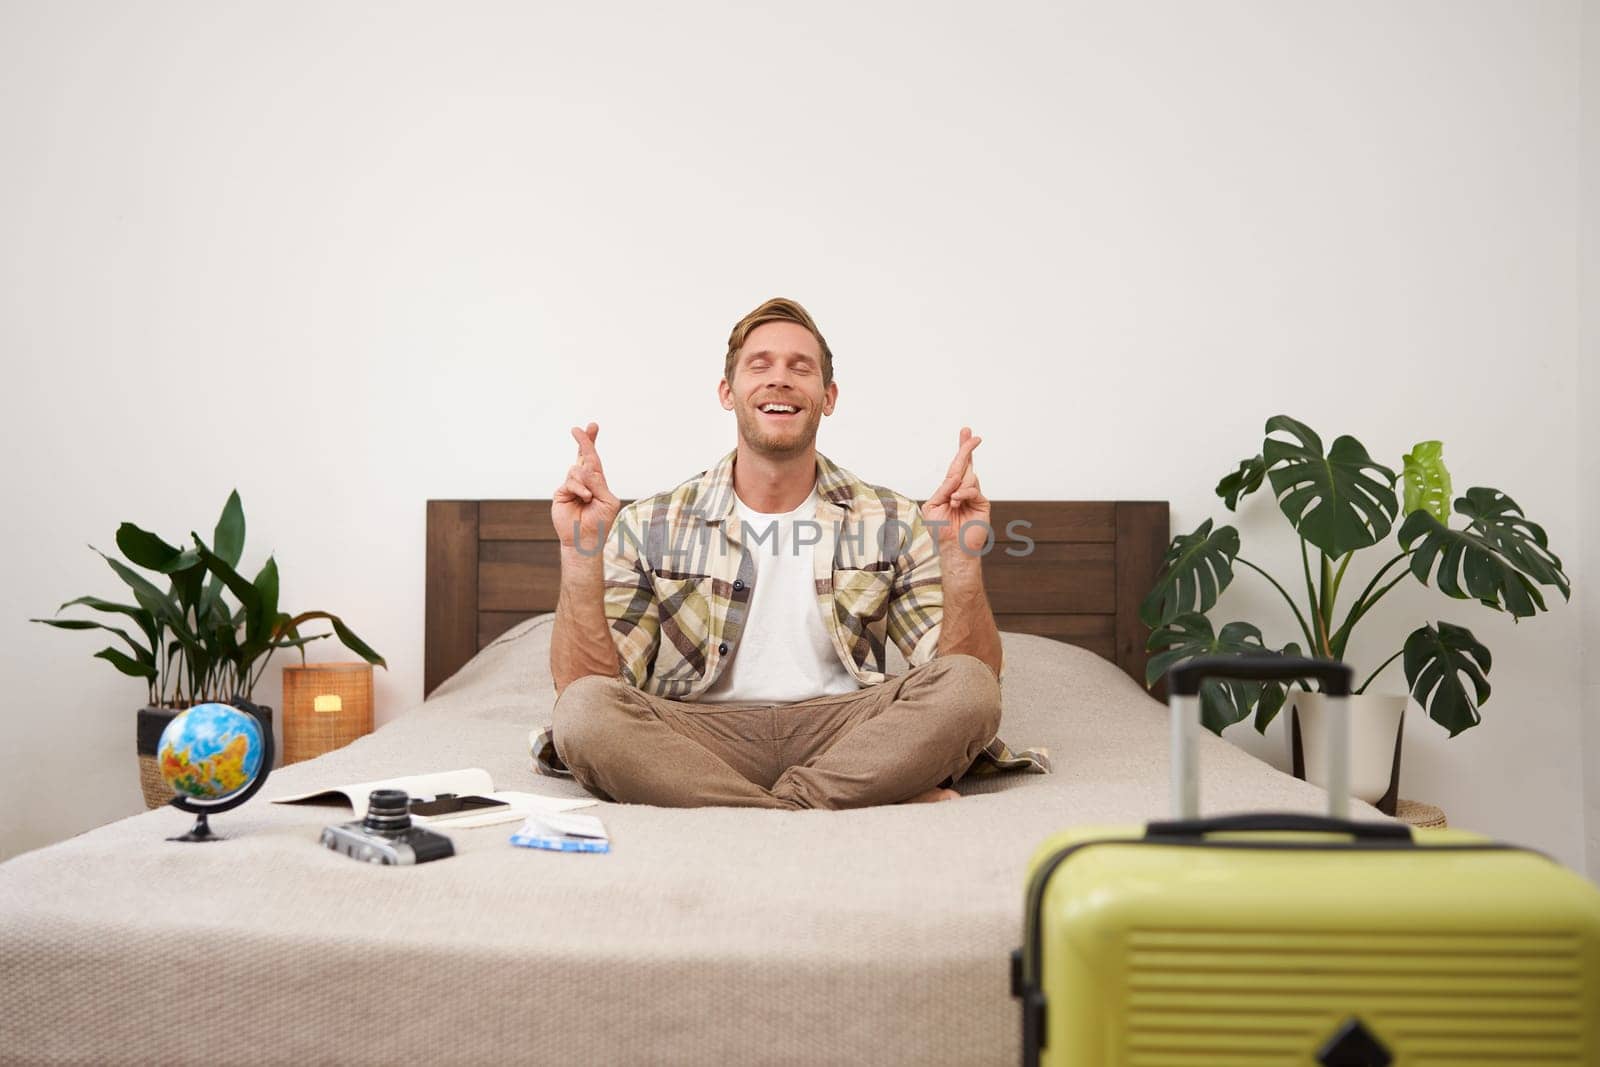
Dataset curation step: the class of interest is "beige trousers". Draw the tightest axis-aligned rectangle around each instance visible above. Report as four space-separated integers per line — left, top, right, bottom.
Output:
550 653 1002 809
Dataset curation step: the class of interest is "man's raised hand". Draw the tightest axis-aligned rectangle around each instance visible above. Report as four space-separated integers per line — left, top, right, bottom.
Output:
551 421 622 550
922 427 992 557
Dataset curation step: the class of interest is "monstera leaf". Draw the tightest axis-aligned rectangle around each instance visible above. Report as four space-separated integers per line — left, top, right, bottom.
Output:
1252 640 1303 734
1398 508 1548 618
1455 488 1570 602
1403 621 1491 736
1401 441 1452 522
1146 613 1277 734
1262 415 1399 556
1138 519 1240 627
1216 454 1267 511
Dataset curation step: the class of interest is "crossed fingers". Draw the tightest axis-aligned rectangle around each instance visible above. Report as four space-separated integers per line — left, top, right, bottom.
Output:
560 422 607 503
572 422 602 472
928 427 982 508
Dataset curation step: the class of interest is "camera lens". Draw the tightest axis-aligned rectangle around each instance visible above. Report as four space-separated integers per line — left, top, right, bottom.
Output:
363 789 413 836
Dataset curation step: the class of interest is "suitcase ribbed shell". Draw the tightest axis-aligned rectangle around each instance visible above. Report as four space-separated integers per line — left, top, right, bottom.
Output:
1024 826 1600 1066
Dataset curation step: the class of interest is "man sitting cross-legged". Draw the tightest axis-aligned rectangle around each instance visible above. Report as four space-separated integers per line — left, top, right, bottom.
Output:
541 297 1046 809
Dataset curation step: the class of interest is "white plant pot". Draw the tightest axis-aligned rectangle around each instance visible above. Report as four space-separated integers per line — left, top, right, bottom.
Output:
1290 691 1407 810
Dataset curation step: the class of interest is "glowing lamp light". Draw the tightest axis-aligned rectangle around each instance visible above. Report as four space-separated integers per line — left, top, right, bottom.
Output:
283 664 373 764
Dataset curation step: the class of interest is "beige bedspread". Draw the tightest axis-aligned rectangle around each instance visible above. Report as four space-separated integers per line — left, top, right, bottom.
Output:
0 617 1375 1065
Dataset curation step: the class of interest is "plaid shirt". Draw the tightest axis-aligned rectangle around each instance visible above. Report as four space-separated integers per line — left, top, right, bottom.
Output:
533 449 1048 782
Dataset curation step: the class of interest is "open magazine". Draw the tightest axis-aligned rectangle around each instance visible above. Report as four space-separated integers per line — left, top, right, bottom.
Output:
271 766 596 828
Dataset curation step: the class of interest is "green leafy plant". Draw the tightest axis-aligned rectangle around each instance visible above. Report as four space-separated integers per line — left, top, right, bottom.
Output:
1141 415 1569 737
32 491 386 707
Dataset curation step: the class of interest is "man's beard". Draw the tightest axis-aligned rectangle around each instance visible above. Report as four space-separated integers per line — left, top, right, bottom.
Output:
735 402 821 456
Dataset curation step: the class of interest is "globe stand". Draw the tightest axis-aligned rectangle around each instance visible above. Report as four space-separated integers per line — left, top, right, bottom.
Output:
165 697 275 843
169 811 220 843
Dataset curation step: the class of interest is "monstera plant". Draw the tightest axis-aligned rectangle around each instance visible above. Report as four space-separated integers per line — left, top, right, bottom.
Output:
1140 415 1570 738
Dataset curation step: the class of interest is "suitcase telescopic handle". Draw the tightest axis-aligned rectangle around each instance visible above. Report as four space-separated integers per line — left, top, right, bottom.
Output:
1168 656 1351 697
1166 655 1355 822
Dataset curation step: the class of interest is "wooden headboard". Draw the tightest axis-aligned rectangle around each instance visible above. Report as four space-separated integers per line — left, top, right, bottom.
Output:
425 500 1169 698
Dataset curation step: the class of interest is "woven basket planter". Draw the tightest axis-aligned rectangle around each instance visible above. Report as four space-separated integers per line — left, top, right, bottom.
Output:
1395 799 1448 829
135 704 274 810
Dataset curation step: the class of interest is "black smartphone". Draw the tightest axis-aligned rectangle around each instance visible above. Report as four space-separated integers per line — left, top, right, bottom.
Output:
407 794 509 818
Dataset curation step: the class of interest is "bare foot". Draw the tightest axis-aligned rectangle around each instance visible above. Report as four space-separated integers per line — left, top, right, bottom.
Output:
901 787 960 804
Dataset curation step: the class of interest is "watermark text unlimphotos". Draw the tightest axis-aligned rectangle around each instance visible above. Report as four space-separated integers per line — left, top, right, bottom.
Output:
566 516 1036 561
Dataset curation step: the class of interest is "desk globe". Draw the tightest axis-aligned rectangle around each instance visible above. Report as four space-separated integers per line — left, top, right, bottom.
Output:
157 700 275 842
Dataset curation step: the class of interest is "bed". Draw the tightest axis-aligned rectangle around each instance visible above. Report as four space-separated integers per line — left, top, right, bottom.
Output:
0 498 1379 1065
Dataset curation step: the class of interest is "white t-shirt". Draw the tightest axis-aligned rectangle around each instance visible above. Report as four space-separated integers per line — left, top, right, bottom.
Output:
697 484 861 704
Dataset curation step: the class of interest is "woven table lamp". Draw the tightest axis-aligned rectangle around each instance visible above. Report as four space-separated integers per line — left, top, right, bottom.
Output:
283 663 374 765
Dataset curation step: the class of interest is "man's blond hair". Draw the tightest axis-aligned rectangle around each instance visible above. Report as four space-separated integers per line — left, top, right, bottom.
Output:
724 297 835 388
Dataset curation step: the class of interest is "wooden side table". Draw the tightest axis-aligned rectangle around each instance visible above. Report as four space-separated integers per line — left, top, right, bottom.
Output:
1395 799 1447 829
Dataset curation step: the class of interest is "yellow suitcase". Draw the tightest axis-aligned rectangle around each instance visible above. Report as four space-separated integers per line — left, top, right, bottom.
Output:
1011 656 1600 1066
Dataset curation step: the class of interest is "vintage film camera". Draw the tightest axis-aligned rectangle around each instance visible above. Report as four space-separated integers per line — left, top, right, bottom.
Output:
320 788 455 866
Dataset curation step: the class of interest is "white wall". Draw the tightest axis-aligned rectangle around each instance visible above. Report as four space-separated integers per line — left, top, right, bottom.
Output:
1582 0 1600 878
2 1 1592 874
